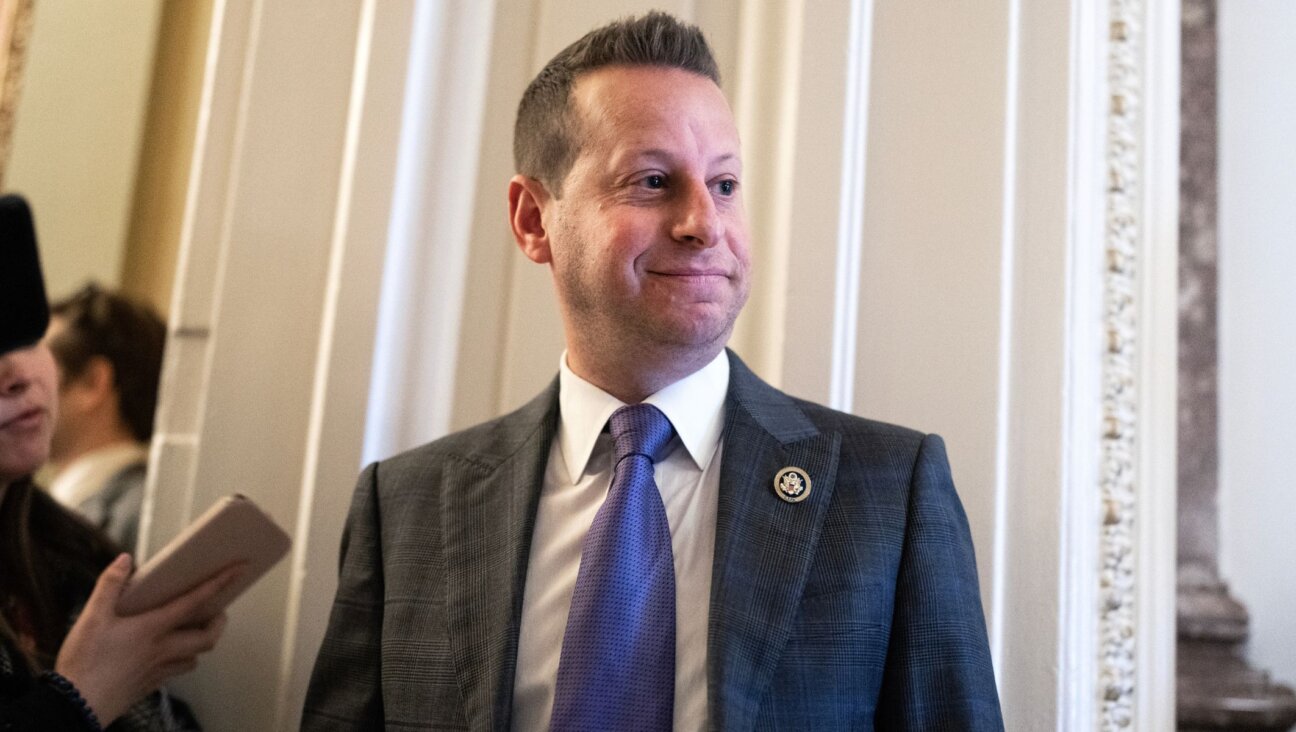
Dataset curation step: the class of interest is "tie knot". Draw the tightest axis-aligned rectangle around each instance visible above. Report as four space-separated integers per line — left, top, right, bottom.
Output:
609 403 675 464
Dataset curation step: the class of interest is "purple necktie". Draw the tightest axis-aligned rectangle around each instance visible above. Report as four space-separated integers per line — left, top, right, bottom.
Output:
550 403 676 732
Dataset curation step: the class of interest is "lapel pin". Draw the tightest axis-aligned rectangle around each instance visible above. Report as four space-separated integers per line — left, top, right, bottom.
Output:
773 466 811 503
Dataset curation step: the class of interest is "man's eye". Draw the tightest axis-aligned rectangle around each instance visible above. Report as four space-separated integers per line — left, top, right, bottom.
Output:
716 179 737 196
643 175 666 189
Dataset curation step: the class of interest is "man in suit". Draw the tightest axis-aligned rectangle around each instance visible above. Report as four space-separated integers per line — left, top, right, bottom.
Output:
304 11 1002 731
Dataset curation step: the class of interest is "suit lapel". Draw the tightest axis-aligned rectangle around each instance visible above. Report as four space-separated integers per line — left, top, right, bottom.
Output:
709 353 842 731
441 382 558 731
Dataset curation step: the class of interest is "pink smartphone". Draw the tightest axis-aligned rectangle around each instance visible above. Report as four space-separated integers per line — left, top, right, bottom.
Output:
116 494 291 620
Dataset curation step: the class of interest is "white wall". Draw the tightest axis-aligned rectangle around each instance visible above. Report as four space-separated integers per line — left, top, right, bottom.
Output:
5 0 161 298
1218 0 1296 690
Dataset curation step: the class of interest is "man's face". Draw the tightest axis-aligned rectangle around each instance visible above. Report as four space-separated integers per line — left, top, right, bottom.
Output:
533 66 751 363
0 342 58 485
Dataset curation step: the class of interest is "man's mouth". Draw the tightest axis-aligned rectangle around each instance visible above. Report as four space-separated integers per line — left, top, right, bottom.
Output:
647 269 729 278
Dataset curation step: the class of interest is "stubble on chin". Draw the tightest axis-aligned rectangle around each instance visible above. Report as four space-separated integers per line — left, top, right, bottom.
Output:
591 300 740 374
554 250 748 381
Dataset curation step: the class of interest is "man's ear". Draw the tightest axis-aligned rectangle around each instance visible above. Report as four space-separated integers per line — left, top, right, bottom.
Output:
509 175 554 264
76 356 116 408
60 355 114 414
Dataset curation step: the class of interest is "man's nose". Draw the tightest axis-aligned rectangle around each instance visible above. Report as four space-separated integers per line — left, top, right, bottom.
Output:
670 180 723 247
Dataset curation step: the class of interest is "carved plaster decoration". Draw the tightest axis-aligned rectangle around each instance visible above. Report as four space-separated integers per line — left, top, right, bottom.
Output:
0 0 33 187
1101 0 1142 729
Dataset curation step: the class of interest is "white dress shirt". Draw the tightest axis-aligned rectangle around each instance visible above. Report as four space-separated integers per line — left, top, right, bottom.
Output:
511 351 729 732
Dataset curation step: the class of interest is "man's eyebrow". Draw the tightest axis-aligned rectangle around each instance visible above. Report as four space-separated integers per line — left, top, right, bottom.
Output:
619 147 673 162
617 149 741 167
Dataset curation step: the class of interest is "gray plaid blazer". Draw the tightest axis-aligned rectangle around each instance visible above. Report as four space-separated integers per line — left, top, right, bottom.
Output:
302 351 1003 730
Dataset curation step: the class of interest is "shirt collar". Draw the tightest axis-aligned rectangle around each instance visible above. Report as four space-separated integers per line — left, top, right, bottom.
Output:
48 441 148 508
557 350 729 481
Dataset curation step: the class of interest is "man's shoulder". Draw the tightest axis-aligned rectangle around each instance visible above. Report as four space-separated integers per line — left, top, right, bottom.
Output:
727 351 929 454
375 378 559 475
786 394 924 441
100 460 146 504
780 393 936 471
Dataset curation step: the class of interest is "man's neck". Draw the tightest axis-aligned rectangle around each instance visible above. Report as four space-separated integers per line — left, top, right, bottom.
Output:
564 344 726 404
50 430 139 477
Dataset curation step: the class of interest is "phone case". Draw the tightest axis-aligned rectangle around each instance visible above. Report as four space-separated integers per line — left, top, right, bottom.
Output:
115 494 292 619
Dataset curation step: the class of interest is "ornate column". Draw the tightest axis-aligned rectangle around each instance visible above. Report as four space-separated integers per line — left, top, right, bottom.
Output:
0 0 33 186
1176 1 1296 729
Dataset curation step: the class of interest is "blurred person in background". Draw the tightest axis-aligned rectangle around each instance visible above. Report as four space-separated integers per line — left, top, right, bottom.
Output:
44 283 166 552
1 195 235 730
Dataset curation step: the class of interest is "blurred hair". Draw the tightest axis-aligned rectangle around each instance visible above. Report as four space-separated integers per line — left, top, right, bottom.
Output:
48 283 166 442
0 478 118 671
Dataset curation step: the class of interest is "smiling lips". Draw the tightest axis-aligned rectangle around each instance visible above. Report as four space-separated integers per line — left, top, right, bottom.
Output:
647 270 731 296
647 268 730 279
647 266 734 298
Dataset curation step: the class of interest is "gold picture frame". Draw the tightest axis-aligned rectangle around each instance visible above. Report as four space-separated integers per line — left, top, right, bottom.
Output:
0 0 33 188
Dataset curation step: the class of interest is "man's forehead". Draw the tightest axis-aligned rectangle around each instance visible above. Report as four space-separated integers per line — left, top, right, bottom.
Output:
571 65 725 109
569 66 741 158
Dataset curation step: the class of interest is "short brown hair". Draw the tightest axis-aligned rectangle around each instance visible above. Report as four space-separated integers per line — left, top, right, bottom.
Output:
48 283 166 442
513 11 720 194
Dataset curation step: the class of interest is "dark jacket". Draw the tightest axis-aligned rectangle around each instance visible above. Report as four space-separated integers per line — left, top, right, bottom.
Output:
0 484 199 731
304 351 1003 730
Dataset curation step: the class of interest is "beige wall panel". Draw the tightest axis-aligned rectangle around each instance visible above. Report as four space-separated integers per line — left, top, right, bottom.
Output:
994 1 1083 725
449 0 542 431
725 1 801 382
121 0 215 316
854 0 1010 626
6 0 161 298
776 0 862 407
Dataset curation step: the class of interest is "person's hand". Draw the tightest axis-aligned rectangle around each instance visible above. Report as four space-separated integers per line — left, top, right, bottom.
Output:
54 554 242 725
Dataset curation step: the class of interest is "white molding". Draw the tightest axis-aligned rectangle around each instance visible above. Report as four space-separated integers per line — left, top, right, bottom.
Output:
142 0 260 557
146 1 415 727
828 0 873 413
726 0 801 384
273 0 378 726
1098 0 1160 728
775 0 870 408
271 0 417 723
990 0 1022 682
1134 0 1180 727
361 0 497 461
1057 0 1109 728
